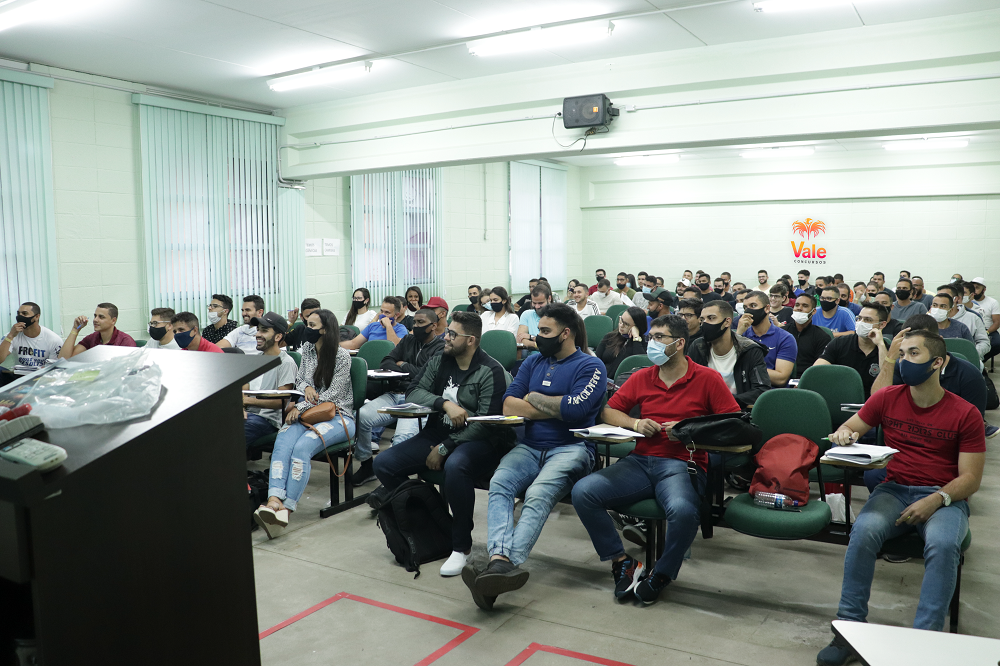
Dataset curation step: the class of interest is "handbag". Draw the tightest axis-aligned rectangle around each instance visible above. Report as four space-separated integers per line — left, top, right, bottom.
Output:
299 402 353 478
671 412 763 451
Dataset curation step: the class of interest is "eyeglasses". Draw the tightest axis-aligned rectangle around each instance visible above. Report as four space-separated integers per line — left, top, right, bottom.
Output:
148 320 170 326
444 330 474 340
855 316 878 324
650 334 675 343
207 304 224 310
677 312 696 319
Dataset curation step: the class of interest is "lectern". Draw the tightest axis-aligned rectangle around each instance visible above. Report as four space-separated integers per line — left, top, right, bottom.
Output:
0 346 278 665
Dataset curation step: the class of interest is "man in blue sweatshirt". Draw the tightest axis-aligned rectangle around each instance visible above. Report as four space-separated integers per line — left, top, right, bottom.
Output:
462 303 605 610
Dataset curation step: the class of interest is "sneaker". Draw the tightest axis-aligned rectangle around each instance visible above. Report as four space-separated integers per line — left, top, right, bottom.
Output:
352 459 377 488
440 551 468 577
475 558 530 597
816 634 855 666
986 424 999 439
622 522 647 548
608 510 627 531
612 556 644 600
461 564 497 611
371 440 380 452
634 571 671 605
882 554 910 564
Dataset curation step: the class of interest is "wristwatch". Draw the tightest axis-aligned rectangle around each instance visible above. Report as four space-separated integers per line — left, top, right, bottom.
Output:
437 443 449 457
937 490 952 507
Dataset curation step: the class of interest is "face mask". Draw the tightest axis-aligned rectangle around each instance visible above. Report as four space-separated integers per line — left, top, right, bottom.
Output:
714 288 724 295
351 300 366 310
896 289 911 301
791 311 810 325
930 307 949 323
411 323 432 339
646 338 680 366
697 282 710 291
855 321 873 338
535 331 565 357
820 300 838 313
148 325 167 341
304 327 322 344
378 314 395 324
207 311 221 325
642 286 651 293
839 298 849 308
798 279 807 286
701 320 728 343
898 357 938 386
488 302 504 312
15 314 33 326
748 307 769 326
735 303 745 316
469 296 478 304
173 329 195 349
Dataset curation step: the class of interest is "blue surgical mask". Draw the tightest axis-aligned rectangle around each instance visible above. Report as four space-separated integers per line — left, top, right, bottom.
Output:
174 329 195 349
642 286 651 293
898 357 939 386
646 338 680 366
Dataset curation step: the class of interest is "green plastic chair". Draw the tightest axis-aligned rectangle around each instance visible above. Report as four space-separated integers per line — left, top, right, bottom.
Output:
317 356 369 518
724 389 833 540
584 315 614 350
798 365 865 484
606 304 628 328
614 354 653 385
135 339 147 347
481 330 517 371
613 498 666 570
816 326 834 340
287 351 302 368
949 351 971 364
343 324 361 338
944 338 979 367
358 339 394 374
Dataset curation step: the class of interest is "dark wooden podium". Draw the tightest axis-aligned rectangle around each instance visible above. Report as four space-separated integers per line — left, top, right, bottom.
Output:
0 346 278 665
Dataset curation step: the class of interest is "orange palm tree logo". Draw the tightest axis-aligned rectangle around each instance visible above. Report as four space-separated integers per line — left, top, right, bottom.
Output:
792 218 826 239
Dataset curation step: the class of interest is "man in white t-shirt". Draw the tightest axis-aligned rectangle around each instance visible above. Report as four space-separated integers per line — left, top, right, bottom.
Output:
145 307 181 350
242 312 298 448
969 277 1000 364
0 302 62 368
219 295 264 355
570 284 601 319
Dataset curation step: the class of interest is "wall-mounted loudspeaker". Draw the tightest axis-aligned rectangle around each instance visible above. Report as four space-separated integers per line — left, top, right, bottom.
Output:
562 94 616 129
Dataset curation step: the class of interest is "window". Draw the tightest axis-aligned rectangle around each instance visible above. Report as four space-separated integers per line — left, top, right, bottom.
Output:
350 168 443 299
509 161 567 290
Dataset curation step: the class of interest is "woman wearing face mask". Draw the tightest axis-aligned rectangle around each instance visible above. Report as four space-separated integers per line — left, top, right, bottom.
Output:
480 286 520 335
254 309 355 539
595 306 648 381
405 286 424 316
345 288 376 329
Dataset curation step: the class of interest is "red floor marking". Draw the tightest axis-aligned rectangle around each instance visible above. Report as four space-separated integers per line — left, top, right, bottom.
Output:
504 642 637 666
258 591 479 666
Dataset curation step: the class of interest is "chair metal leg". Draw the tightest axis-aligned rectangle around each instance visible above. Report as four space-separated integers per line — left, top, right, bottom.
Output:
644 520 656 568
656 519 665 558
949 554 963 633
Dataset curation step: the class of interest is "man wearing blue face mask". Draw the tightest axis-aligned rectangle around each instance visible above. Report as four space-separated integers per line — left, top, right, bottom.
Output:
341 296 408 350
816 329 985 665
169 312 223 353
572 314 740 605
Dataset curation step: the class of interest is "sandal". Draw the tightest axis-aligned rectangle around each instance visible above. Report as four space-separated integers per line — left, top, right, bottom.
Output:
256 500 289 527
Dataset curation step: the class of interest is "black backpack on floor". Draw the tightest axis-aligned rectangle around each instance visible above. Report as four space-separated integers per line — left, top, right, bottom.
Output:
375 479 453 578
248 470 270 531
984 370 999 411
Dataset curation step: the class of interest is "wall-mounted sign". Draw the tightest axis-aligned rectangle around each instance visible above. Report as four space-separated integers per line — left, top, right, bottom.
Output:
323 238 340 256
305 238 321 257
791 218 827 264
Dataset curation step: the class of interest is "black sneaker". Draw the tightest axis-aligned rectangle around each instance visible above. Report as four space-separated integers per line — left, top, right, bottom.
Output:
608 510 627 531
352 459 377 487
475 558 530 597
816 633 854 666
634 571 671 604
622 522 647 548
461 564 497 611
882 554 910 564
612 556 644 601
725 472 751 491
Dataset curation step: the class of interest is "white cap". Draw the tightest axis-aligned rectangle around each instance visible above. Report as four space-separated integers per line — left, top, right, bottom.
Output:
680 278 691 287
972 277 986 286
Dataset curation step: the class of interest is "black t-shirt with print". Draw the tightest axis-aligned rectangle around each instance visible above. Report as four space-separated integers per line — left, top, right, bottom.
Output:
819 334 881 397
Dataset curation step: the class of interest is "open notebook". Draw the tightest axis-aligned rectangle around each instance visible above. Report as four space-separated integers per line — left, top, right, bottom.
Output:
569 424 645 439
823 443 898 465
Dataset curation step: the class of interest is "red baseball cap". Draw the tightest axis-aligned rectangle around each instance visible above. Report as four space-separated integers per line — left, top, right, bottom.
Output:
425 296 449 311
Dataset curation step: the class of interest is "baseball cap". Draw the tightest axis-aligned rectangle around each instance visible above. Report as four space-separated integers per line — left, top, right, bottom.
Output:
641 288 671 306
679 278 691 287
250 311 289 334
971 277 986 286
425 296 449 311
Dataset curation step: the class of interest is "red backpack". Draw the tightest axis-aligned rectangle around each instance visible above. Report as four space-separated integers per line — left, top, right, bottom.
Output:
749 434 818 505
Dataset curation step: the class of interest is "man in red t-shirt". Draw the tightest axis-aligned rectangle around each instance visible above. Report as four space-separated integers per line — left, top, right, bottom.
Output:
571 314 740 605
817 330 985 666
58 302 136 358
169 312 223 353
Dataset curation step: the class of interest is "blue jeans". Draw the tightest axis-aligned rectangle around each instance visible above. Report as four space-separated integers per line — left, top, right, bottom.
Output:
244 413 277 449
572 455 705 579
487 442 593 566
837 482 969 631
355 393 422 462
267 416 356 511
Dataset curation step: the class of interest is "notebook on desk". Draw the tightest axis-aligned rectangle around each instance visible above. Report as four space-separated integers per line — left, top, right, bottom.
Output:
823 443 898 465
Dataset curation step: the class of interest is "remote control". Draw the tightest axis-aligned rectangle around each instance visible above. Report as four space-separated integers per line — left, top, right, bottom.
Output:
0 437 67 472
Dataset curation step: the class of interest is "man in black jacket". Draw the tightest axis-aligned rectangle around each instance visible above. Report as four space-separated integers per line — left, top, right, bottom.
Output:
353 308 445 486
686 300 771 409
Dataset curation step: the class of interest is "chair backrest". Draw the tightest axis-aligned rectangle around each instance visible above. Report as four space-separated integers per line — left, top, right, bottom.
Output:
135 339 147 347
584 315 614 349
944 338 979 366
797 364 865 429
481 330 517 371
750 388 832 455
291 321 304 332
614 353 653 383
221 346 245 354
343 324 360 338
605 304 628 327
287 350 302 368
358 339 394 372
949 350 971 364
816 326 834 340
350 357 368 411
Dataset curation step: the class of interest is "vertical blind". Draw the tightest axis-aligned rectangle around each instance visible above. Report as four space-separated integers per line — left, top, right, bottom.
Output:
0 74 60 334
509 161 567 292
136 99 304 319
350 168 443 302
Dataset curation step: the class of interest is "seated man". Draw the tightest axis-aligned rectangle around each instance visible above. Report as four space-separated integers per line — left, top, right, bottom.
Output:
202 294 238 345
1 302 62 367
938 283 988 364
463 303 605 609
591 279 626 314
694 275 722 303
146 308 179 349
514 278 539 313
218 295 265 354
675 298 703 348
242 312 298 449
341 296 408 349
373 312 514 577
284 298 321 350
170 312 223 353
891 278 927 321
572 314 740 604
813 286 857 337
736 291 797 388
59 302 136 358
425 297 451 337
687 301 770 409
814 303 888 398
570 284 602 318
785 294 832 377
516 283 553 357
713 277 735 304
873 291 904 338
767 284 793 326
927 292 974 345
353 308 446 486
614 272 636 304
837 283 861 316
817 330 985 665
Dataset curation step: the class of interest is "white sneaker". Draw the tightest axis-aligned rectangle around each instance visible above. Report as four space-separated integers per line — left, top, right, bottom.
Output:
439 551 468 577
371 441 380 452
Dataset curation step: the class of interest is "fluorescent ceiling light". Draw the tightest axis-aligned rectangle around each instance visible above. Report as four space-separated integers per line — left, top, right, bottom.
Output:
753 0 859 12
883 138 969 151
614 154 680 166
740 147 815 159
267 61 373 92
468 21 613 57
0 0 84 31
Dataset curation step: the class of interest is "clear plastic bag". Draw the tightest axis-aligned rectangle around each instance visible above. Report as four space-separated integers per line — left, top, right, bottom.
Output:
19 349 163 429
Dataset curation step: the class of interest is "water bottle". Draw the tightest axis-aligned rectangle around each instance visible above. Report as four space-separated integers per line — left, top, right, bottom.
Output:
754 491 800 510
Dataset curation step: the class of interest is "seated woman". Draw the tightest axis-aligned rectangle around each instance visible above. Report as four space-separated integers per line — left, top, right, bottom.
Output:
563 279 580 303
401 286 423 330
480 286 520 335
253 309 356 539
594 306 648 383
345 288 377 331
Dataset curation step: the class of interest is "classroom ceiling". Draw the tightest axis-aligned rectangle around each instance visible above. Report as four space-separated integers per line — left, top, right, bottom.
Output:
0 0 999 110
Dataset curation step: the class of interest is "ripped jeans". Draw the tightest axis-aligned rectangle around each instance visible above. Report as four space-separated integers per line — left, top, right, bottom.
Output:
267 416 356 511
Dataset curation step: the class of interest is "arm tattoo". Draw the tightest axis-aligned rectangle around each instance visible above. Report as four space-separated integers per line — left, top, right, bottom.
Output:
526 392 563 418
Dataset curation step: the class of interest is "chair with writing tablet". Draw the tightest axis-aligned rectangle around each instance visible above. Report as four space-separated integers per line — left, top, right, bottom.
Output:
584 315 614 350
481 330 517 371
605 304 628 328
314 356 370 518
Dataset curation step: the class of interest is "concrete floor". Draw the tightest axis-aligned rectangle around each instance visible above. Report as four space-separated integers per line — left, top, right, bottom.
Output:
251 414 1000 666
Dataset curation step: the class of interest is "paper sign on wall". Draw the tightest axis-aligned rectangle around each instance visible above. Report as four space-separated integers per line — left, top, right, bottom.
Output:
305 238 321 257
323 238 341 256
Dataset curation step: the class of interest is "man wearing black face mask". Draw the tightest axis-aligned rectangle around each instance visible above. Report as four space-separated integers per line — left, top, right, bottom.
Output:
814 286 857 337
837 283 861 316
736 291 797 388
713 278 735 305
696 275 722 304
145 307 179 350
352 308 446 485
687 300 771 408
794 270 815 298
0 302 62 368
890 278 927 322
